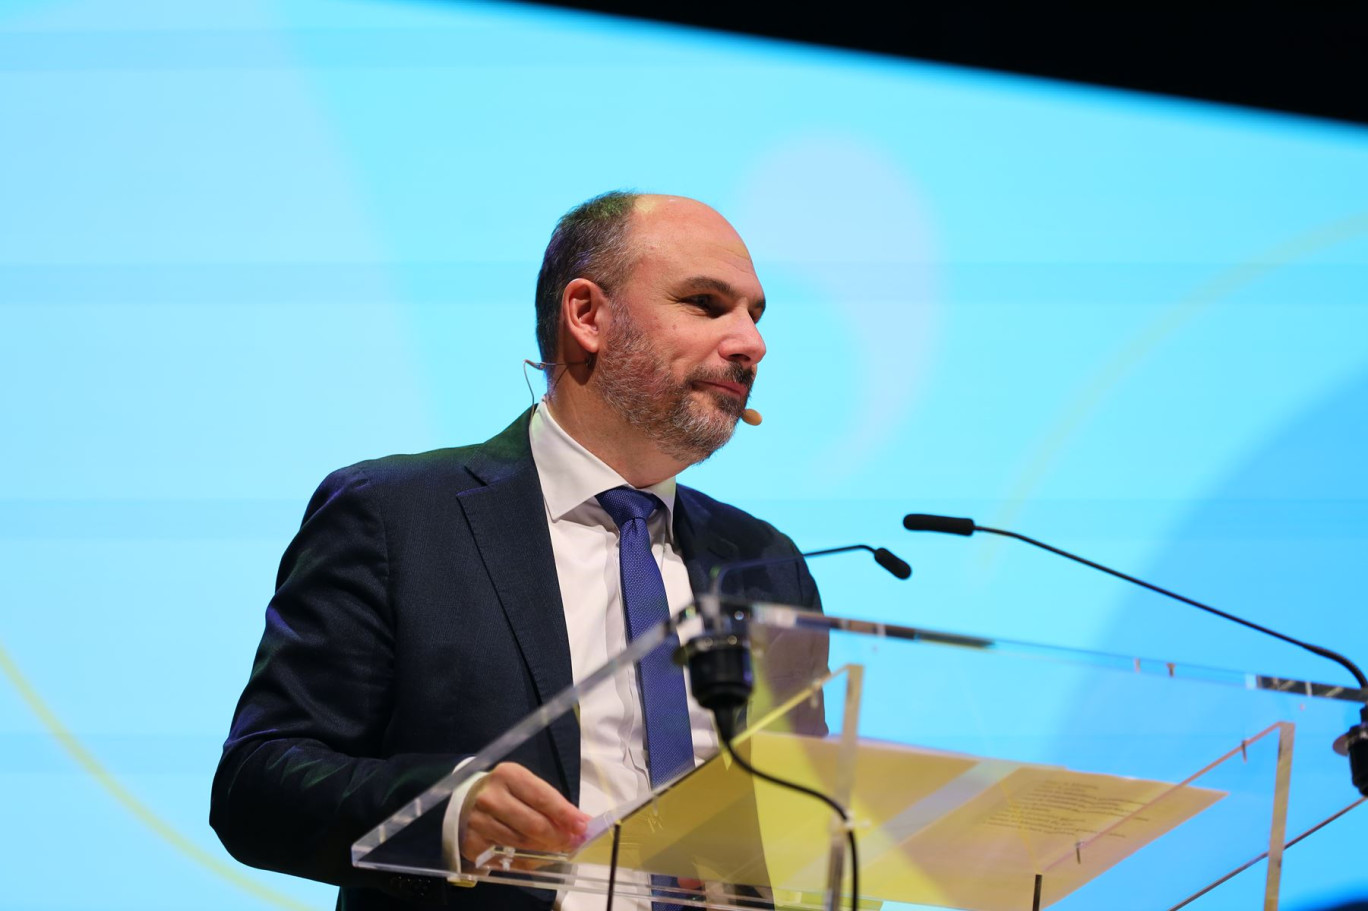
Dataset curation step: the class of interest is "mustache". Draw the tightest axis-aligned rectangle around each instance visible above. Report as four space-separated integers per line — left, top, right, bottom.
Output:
688 362 755 391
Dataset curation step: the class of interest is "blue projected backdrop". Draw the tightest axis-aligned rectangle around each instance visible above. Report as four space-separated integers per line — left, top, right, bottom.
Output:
2 1 1367 909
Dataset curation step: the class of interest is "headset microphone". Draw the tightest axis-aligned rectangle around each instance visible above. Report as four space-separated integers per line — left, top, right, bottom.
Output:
740 408 762 426
524 357 591 370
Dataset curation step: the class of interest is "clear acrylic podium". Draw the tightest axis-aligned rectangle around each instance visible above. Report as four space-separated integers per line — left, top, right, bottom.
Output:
352 602 1366 910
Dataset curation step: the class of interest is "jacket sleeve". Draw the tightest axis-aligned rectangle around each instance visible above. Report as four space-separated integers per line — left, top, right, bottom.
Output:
209 466 461 886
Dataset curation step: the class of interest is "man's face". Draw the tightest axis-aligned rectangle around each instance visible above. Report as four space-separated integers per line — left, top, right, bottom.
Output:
593 197 767 465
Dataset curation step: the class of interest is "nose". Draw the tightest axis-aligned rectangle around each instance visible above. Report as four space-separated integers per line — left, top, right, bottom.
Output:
720 310 766 367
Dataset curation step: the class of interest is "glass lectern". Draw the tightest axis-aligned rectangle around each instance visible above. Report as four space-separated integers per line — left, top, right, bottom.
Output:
352 602 1365 910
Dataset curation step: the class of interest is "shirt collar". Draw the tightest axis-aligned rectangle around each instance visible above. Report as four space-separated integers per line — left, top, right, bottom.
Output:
529 399 678 528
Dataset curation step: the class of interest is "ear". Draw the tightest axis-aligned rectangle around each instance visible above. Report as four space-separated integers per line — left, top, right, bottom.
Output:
560 277 608 358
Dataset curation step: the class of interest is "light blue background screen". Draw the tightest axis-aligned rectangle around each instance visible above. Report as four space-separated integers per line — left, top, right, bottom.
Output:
2 1 1367 908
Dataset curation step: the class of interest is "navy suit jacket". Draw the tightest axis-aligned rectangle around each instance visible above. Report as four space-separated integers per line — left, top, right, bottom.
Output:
210 410 822 909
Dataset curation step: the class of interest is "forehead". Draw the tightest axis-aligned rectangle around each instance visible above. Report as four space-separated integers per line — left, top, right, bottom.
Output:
625 197 762 294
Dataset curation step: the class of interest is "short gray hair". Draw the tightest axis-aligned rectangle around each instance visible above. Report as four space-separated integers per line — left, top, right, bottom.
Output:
534 190 640 362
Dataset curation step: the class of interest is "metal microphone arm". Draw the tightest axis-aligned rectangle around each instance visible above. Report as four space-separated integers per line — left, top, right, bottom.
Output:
903 513 1367 689
688 543 912 731
707 544 910 602
904 511 1368 796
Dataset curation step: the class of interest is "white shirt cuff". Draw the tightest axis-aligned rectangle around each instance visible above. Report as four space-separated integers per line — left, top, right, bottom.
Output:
440 757 489 880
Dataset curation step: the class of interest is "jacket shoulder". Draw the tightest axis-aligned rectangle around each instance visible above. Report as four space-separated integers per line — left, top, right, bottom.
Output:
318 404 533 497
302 449 479 516
317 409 534 503
333 446 483 489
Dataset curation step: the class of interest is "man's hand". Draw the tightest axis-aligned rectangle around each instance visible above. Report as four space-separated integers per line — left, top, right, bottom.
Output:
460 762 590 865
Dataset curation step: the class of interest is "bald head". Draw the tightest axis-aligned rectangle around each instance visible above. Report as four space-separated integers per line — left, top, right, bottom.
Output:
533 191 754 363
627 195 755 274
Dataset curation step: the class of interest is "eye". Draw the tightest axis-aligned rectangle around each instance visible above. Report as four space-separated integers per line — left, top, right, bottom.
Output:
683 294 723 314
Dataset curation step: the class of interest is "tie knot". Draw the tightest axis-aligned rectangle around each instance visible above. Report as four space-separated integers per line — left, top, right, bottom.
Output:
596 486 662 529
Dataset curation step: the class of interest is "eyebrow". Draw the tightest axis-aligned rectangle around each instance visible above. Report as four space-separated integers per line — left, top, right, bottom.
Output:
679 276 766 313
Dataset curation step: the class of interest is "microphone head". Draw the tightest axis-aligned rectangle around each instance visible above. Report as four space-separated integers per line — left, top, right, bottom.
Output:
1349 725 1368 797
1339 713 1368 797
740 408 762 426
903 513 977 536
873 547 913 580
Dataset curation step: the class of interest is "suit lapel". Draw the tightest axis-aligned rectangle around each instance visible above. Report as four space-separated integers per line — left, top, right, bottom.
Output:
456 412 580 801
674 486 740 600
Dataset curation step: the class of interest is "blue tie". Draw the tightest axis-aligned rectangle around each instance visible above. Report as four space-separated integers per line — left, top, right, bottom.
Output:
597 486 694 910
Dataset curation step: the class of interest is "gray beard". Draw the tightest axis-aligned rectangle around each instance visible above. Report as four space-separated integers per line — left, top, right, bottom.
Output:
594 314 751 466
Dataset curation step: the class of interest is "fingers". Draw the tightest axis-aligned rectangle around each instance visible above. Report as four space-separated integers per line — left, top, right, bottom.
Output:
460 763 590 863
471 785 570 852
465 813 524 853
498 763 590 835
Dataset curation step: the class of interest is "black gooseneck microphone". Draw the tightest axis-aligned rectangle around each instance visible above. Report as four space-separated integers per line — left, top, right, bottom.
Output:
682 543 910 911
712 544 912 592
902 512 1368 797
688 544 911 724
717 544 912 584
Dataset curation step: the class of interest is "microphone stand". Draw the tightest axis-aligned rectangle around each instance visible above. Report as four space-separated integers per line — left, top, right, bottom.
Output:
903 512 1368 797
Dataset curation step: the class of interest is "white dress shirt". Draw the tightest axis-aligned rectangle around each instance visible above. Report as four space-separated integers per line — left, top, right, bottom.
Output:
446 400 717 909
531 400 718 811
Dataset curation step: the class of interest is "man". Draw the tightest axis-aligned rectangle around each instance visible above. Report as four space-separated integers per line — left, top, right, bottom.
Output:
211 191 823 909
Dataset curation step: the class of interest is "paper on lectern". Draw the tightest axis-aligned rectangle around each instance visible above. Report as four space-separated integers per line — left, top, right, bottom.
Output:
571 732 1224 911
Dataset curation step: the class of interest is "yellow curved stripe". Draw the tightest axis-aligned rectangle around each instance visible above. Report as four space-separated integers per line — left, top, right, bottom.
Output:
988 208 1368 546
0 639 319 911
